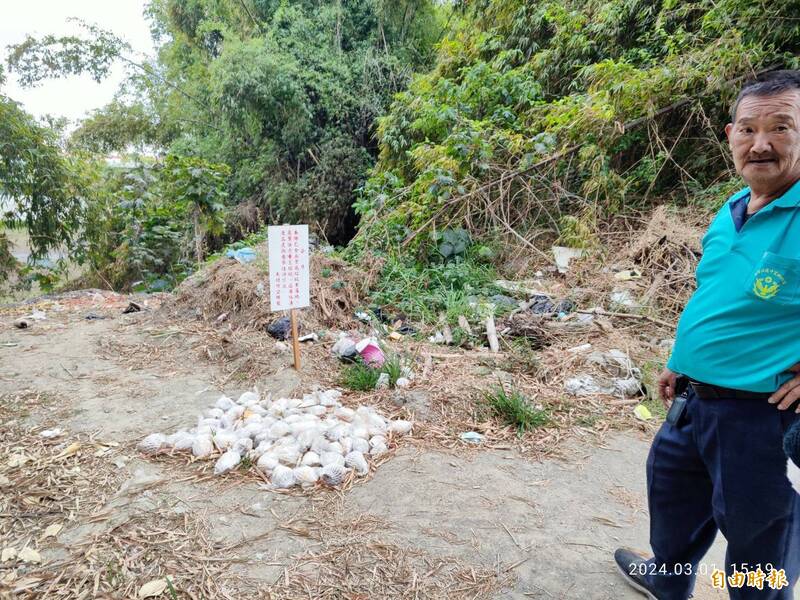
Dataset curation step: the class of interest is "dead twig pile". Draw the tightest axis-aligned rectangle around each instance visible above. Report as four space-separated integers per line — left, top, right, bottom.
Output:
168 248 380 332
625 205 706 318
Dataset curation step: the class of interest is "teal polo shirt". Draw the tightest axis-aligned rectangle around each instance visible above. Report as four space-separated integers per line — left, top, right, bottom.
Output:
667 181 800 392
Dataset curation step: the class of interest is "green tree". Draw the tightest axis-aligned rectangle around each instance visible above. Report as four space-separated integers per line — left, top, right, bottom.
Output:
7 1 444 245
162 155 229 264
0 92 82 267
353 0 800 259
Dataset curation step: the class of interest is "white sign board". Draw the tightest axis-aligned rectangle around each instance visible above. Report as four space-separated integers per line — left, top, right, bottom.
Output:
268 225 310 311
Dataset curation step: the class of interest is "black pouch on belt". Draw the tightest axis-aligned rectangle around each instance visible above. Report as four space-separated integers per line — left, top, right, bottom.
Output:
665 376 690 426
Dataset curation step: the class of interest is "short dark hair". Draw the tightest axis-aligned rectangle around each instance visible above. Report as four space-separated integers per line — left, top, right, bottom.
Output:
731 70 800 121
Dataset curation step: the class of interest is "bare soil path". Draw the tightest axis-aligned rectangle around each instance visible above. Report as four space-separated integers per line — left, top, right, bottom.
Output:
0 295 742 599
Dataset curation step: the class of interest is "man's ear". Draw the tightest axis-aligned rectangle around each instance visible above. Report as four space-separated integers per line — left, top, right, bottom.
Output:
724 122 734 142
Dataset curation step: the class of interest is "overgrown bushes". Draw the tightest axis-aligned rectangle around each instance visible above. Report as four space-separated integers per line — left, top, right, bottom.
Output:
80 155 230 291
353 0 800 265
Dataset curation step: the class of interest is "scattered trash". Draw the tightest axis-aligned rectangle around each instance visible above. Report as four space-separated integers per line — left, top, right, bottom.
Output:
331 333 359 361
39 428 62 439
610 289 639 309
388 331 403 341
267 317 292 340
355 310 372 323
395 377 411 388
85 312 106 320
226 247 257 264
14 310 47 328
494 279 544 297
216 312 229 322
123 301 142 314
298 333 319 343
567 343 592 353
460 431 484 444
615 377 643 397
395 324 417 335
565 375 608 396
485 315 500 353
428 331 446 344
375 373 390 389
529 295 554 314
255 282 266 297
565 374 643 397
490 294 517 308
633 404 653 421
555 299 576 315
528 294 574 315
614 269 643 281
552 246 586 274
368 306 387 322
585 349 641 378
356 338 385 367
138 434 166 454
140 388 413 489
214 449 242 474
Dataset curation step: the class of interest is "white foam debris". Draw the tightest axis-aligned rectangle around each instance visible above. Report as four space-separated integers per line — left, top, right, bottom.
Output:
140 389 412 489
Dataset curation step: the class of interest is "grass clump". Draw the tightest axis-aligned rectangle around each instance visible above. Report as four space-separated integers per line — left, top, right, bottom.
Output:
341 352 409 391
381 354 404 387
484 385 549 434
342 360 383 391
370 254 499 326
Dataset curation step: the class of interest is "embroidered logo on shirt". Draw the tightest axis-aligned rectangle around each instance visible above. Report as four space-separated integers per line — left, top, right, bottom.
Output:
753 268 786 299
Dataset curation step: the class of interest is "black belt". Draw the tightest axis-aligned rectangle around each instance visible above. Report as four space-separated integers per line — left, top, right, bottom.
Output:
689 380 772 401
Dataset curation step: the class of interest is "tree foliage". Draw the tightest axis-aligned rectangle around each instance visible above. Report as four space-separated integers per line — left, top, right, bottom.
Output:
77 155 229 291
3 0 442 290
0 94 83 262
143 0 443 243
353 0 800 258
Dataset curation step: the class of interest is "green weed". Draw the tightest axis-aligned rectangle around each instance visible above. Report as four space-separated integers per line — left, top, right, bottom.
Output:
342 361 383 391
381 354 404 387
370 255 499 326
485 385 550 434
166 578 178 600
341 352 411 391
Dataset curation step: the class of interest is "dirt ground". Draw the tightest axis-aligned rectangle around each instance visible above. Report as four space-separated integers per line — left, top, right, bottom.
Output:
0 292 739 599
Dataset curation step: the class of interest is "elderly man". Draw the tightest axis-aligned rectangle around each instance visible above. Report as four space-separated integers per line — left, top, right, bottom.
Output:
615 70 800 600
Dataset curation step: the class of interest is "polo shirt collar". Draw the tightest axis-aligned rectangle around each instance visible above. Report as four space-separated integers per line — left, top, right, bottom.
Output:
770 178 800 209
728 179 800 212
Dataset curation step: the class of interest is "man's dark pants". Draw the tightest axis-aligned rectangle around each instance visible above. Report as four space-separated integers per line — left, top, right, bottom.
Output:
645 386 800 599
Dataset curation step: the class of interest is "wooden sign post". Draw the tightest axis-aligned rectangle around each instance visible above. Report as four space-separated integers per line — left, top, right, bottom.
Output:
268 225 310 371
289 308 301 370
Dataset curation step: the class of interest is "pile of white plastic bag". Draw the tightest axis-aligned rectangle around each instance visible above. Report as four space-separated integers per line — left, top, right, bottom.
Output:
138 389 412 489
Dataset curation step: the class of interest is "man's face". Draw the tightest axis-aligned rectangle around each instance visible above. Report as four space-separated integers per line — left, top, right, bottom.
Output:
725 90 800 192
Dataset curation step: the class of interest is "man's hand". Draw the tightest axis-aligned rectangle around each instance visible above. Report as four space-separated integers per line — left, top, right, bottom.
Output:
658 368 677 408
769 363 800 411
